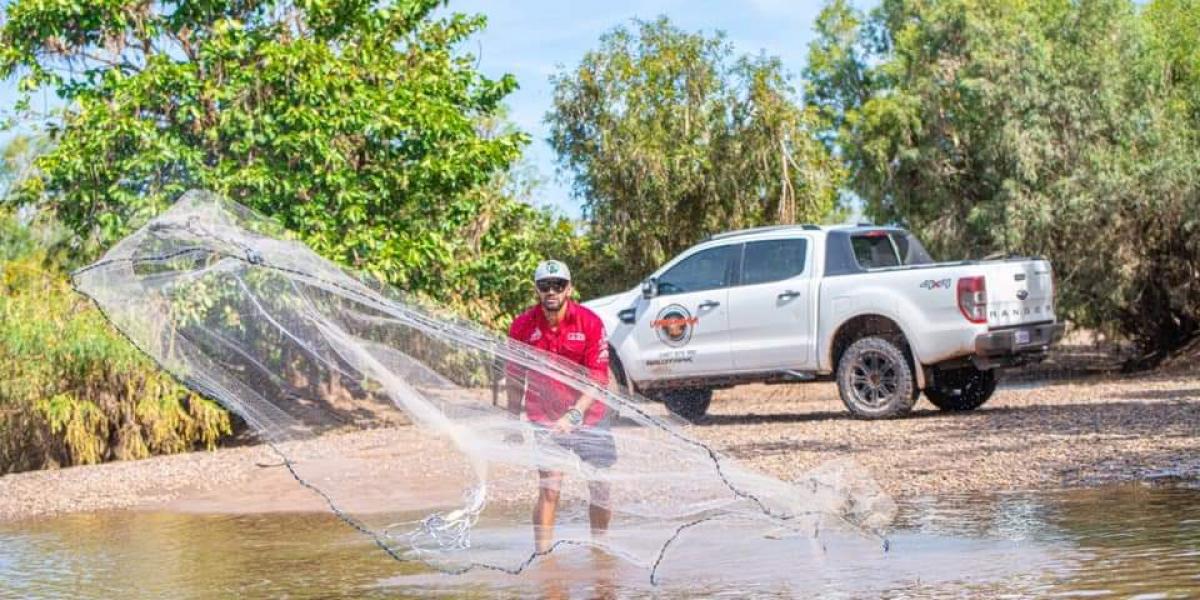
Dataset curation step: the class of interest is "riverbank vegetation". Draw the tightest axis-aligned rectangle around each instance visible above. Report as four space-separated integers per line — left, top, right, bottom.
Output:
0 212 230 473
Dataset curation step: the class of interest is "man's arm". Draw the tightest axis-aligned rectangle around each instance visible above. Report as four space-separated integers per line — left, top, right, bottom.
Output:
564 323 610 422
504 320 526 418
502 319 529 444
505 367 525 417
501 364 528 445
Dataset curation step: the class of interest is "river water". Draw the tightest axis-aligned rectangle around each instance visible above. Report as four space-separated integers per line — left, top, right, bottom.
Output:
1 484 1197 598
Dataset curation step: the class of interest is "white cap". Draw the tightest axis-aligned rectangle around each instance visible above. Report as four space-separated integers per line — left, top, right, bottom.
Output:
533 259 571 282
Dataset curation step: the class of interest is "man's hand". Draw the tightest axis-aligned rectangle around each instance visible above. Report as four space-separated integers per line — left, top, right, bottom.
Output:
550 415 575 435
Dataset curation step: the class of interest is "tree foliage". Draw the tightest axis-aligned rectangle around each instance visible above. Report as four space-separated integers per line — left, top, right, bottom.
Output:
807 0 1200 361
0 211 230 474
0 134 48 199
548 17 845 287
0 1 588 471
0 0 571 327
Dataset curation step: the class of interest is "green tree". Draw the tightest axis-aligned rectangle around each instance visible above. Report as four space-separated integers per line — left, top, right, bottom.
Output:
0 134 48 200
0 0 534 311
0 1 589 472
445 126 587 326
548 17 844 287
806 0 1200 362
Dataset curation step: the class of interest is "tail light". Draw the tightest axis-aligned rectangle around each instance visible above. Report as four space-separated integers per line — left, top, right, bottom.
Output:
958 276 987 324
1049 267 1056 311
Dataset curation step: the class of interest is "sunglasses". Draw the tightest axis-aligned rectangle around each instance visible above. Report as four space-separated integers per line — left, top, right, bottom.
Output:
536 279 569 293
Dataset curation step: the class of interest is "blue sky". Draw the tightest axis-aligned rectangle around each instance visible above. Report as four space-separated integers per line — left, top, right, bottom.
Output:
2 1 857 219
444 0 836 218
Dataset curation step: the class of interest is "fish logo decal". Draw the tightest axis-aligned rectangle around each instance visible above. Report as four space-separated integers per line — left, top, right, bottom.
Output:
652 304 698 348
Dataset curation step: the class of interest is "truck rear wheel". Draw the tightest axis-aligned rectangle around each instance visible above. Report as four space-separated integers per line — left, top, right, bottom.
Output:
836 336 917 418
925 366 997 411
659 389 712 423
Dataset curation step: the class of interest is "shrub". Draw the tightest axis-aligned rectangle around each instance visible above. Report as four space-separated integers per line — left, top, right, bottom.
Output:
0 217 230 474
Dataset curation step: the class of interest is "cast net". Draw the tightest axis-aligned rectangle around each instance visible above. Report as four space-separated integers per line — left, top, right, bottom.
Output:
72 190 895 586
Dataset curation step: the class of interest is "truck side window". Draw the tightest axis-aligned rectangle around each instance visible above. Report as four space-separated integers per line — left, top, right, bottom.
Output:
851 233 900 269
742 239 808 285
657 245 739 296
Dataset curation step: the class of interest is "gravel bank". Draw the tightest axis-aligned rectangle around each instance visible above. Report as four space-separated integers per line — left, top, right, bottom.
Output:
1 371 1196 522
706 373 1200 497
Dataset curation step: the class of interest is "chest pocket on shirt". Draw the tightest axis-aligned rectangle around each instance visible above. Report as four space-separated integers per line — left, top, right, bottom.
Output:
560 332 587 361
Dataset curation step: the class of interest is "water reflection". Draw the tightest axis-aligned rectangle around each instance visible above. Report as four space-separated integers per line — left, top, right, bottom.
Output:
1045 486 1200 598
0 512 420 599
0 485 1197 598
896 485 1200 598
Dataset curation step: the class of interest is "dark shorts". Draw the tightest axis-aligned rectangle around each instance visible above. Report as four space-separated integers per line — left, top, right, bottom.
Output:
534 424 618 469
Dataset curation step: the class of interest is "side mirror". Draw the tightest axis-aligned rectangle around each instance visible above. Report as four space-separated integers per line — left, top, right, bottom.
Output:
641 277 658 300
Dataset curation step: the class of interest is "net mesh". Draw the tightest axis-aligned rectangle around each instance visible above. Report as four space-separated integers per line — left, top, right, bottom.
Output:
71 190 896 585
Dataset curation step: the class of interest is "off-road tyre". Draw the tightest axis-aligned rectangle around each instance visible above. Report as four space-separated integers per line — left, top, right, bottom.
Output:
924 366 997 411
660 388 713 422
607 349 632 397
836 336 917 419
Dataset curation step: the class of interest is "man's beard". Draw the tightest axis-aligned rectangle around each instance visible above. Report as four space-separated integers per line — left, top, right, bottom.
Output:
540 296 564 312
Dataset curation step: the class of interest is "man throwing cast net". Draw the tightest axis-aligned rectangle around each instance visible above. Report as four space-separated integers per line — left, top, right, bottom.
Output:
506 260 615 553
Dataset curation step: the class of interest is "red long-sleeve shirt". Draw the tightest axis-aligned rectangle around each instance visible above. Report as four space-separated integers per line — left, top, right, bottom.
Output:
507 300 609 426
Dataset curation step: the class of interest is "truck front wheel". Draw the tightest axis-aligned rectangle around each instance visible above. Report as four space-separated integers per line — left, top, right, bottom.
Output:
608 349 632 397
659 389 712 423
925 366 997 411
836 337 917 418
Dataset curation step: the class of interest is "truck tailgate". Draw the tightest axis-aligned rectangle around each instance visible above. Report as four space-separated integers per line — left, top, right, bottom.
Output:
983 259 1055 327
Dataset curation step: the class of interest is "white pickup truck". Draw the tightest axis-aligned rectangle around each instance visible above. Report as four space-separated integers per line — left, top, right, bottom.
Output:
584 225 1065 421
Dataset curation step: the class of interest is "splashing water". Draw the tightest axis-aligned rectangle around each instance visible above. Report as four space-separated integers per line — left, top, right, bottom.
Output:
72 190 896 585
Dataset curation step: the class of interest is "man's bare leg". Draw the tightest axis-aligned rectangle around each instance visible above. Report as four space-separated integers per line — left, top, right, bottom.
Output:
534 469 563 552
588 479 612 537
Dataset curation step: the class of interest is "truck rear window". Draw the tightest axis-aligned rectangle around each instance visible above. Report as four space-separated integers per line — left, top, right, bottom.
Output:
851 231 933 269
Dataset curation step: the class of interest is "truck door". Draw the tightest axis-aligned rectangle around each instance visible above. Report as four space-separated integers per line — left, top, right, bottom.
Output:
631 244 738 379
726 237 814 371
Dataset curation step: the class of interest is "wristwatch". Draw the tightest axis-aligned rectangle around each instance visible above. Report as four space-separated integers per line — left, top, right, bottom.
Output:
564 408 584 426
